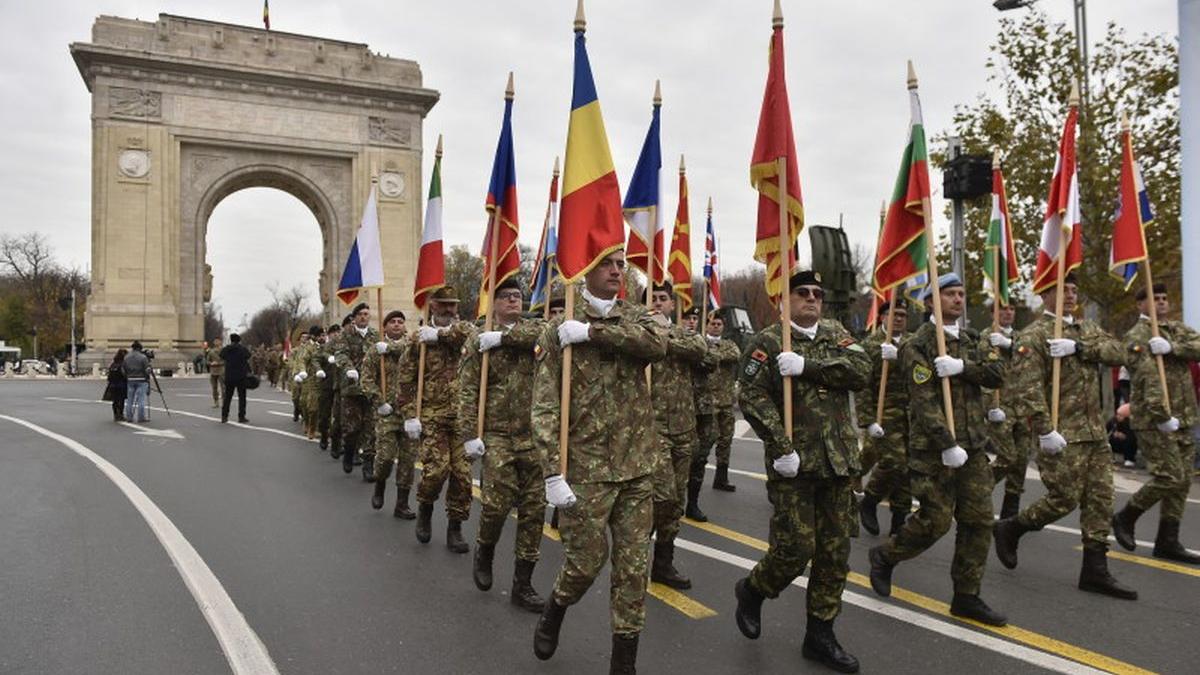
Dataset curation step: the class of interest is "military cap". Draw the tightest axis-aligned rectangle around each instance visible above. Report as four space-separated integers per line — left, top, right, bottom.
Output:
682 307 701 319
879 297 908 316
328 324 341 333
383 309 406 324
1039 270 1079 293
350 302 370 316
924 272 963 300
495 277 522 294
652 281 675 295
548 296 566 310
1134 282 1167 302
308 325 323 337
430 286 461 303
789 269 823 291
341 314 354 327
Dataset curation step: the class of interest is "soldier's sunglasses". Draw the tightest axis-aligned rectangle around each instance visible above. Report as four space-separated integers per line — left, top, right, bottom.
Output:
794 287 824 300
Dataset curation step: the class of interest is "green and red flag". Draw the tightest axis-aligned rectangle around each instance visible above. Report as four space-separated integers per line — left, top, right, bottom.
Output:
984 159 1020 305
873 71 930 296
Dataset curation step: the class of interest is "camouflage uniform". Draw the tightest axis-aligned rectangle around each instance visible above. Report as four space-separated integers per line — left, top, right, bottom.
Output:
738 320 870 620
362 339 412 488
1012 314 1126 544
336 326 381 467
693 336 742 481
314 335 341 451
651 323 709 543
1123 318 1200 522
205 346 224 406
398 321 475 520
266 348 282 388
289 341 312 419
456 319 545 560
302 341 327 437
979 327 1033 503
533 297 668 636
856 327 913 519
878 321 1003 596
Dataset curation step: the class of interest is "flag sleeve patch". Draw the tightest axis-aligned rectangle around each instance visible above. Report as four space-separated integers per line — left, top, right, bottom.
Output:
744 348 769 377
912 363 933 384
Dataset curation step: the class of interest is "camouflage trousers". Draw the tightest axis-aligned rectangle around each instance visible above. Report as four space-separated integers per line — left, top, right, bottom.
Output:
747 475 853 621
1018 440 1113 545
302 383 321 436
693 407 735 473
291 380 302 411
415 417 472 521
476 437 545 562
652 429 695 545
317 387 335 441
372 418 415 491
340 394 372 455
209 373 224 406
863 430 912 512
552 475 653 637
266 367 278 388
330 390 342 445
1128 427 1196 522
883 451 994 595
989 416 1034 497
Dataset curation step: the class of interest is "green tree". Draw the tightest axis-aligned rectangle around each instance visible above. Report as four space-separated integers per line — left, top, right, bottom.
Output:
935 11 1178 332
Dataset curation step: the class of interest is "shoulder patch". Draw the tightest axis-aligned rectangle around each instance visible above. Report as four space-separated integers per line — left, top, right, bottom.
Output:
912 363 933 385
744 349 768 378
534 343 545 361
751 349 768 363
1017 345 1029 355
1131 344 1143 353
838 337 855 348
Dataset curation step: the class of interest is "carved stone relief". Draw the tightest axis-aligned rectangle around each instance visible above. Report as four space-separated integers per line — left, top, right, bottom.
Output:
368 116 410 146
109 87 161 118
117 149 151 178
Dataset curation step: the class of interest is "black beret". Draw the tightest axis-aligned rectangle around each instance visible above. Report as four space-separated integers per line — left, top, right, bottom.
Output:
682 307 701 318
496 277 522 294
341 314 354 326
548 297 566 310
1134 283 1167 302
351 302 370 316
308 325 323 337
384 310 406 324
789 270 823 291
879 297 908 315
653 281 674 295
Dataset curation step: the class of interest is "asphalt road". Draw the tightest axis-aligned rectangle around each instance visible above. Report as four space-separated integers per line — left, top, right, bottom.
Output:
2 377 1198 674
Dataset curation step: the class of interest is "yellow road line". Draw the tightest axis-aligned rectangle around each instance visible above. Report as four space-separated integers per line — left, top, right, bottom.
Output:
683 518 1154 675
1076 547 1200 579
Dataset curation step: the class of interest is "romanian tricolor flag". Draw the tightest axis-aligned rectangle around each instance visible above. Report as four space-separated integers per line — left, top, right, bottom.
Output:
703 201 721 310
413 139 445 311
530 160 560 312
263 0 270 31
556 22 624 283
750 9 803 302
874 64 930 296
1109 121 1154 289
1032 96 1083 295
623 94 664 285
478 79 521 319
667 162 693 311
985 158 1020 305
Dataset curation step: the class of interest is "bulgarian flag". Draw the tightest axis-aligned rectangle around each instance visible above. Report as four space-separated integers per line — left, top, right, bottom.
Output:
984 157 1020 305
873 65 930 296
667 160 693 311
413 137 445 311
1032 98 1083 294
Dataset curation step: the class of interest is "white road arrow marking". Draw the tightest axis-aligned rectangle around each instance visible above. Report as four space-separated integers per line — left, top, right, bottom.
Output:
119 421 185 439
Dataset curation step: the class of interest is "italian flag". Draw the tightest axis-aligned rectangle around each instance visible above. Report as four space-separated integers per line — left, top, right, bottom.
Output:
984 162 1020 305
873 76 929 295
413 141 445 311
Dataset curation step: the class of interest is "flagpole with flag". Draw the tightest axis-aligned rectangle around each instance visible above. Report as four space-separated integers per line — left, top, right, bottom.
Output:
413 135 446 417
870 201 893 428
668 154 693 321
262 0 270 31
986 149 1019 408
623 81 664 306
1112 112 1171 413
555 0 626 475
702 197 720 330
337 177 387 396
751 0 804 439
531 158 561 319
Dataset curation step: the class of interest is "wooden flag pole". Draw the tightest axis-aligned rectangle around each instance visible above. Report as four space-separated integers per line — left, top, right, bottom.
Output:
777 154 793 440
910 61 956 436
414 134 443 419
559 286 576 476
1050 81 1080 431
873 201 892 427
377 287 387 399
644 80 661 389
543 157 560 322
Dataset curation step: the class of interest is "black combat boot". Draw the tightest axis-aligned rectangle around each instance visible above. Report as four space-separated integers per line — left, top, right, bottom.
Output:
292 404 299 422
319 432 328 451
371 479 386 510
610 632 639 675
393 489 415 520
415 502 433 543
733 577 764 639
330 433 342 460
473 543 495 590
1152 519 1200 564
533 599 567 660
992 516 1032 569
342 441 355 474
549 508 559 530
511 558 546 613
858 493 881 536
650 540 691 589
801 616 859 673
889 509 908 537
361 453 375 483
1078 542 1138 600
685 480 708 522
446 520 469 554
1111 502 1144 551
867 546 894 597
713 464 736 492
999 493 1021 520
949 593 1007 626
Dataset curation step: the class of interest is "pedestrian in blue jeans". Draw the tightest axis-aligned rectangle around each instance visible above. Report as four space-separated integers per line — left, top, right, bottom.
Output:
122 341 153 423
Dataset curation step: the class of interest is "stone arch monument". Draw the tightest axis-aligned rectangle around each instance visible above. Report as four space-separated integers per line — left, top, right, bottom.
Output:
70 14 438 363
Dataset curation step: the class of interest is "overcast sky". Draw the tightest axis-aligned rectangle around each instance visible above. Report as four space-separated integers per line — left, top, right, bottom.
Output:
0 1 1179 326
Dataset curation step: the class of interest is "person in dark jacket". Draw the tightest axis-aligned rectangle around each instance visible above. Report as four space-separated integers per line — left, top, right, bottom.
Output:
107 349 128 422
122 342 152 423
220 333 253 423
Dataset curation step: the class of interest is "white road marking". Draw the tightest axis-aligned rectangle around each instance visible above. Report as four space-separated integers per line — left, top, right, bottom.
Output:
119 421 185 439
0 414 279 675
44 397 315 444
176 393 291 406
673 538 1105 675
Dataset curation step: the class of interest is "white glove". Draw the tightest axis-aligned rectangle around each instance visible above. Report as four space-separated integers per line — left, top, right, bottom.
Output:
1157 417 1180 433
880 343 898 361
418 326 441 344
1039 430 1067 454
772 451 800 477
934 355 964 378
293 374 303 384
987 408 1007 423
776 352 805 377
375 341 389 354
1047 338 1077 358
377 403 393 416
315 369 326 380
545 475 577 508
327 355 335 364
941 445 968 468
464 437 486 460
1149 336 1172 356
867 423 885 439
297 371 308 381
404 418 422 439
478 331 503 352
558 320 591 346
345 368 359 381
989 332 1013 349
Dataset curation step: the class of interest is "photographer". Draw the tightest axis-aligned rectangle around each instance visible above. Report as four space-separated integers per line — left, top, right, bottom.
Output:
219 333 252 424
121 342 152 423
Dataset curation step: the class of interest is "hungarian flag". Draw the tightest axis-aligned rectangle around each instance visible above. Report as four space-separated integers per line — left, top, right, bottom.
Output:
984 161 1020 305
413 141 445 311
336 184 384 305
529 160 560 312
1109 124 1154 289
478 83 521 319
703 201 721 310
749 12 803 302
874 69 930 296
667 165 693 310
1032 104 1083 294
623 98 664 285
557 24 624 283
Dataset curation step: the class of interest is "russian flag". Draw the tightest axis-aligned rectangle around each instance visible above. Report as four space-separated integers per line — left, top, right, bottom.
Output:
1109 123 1154 290
623 89 664 285
337 184 384 305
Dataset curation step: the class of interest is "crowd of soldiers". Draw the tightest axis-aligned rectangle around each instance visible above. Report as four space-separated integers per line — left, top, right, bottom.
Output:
200 249 1198 674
